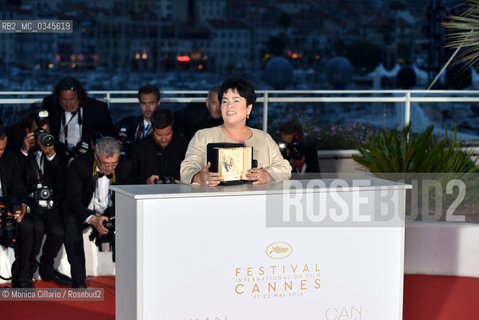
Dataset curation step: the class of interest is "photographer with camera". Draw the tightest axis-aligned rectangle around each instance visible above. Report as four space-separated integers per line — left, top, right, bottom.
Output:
131 109 187 184
115 84 161 156
62 136 134 288
17 108 72 286
0 126 36 288
278 120 320 177
42 76 117 161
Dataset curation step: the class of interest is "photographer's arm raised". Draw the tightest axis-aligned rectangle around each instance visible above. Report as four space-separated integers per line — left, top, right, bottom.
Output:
20 132 35 155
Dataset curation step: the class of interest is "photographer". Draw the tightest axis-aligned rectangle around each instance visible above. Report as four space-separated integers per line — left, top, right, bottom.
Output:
42 76 117 160
279 121 320 176
62 137 134 288
0 126 35 288
115 84 161 156
131 109 187 184
17 109 72 286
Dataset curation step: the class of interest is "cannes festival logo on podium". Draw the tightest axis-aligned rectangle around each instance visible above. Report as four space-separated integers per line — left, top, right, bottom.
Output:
234 242 321 299
266 242 293 259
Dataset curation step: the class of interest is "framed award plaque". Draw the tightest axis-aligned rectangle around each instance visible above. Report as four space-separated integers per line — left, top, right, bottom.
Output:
207 143 254 185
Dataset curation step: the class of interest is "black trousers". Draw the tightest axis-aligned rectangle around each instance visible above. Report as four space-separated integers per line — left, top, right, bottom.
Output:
11 214 35 284
62 209 88 282
30 207 65 276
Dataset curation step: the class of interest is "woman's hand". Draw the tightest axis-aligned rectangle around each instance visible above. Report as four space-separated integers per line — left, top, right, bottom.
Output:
246 168 271 185
192 162 221 186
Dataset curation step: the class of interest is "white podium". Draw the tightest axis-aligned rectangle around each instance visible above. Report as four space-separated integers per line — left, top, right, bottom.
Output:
112 178 411 320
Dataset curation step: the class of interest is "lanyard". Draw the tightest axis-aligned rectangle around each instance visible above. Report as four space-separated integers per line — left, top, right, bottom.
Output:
33 151 45 181
143 123 151 137
136 121 151 140
61 108 83 147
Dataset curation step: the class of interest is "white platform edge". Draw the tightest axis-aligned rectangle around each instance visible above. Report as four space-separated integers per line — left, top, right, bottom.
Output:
404 221 479 278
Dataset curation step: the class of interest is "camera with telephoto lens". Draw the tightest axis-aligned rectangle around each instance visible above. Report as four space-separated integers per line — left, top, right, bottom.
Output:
89 213 115 262
34 184 54 208
278 135 304 160
34 128 55 147
0 198 20 249
154 176 175 184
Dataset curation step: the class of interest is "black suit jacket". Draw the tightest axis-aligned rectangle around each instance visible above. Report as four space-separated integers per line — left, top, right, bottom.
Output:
115 115 144 156
0 150 30 207
116 115 142 141
131 135 187 184
174 103 223 142
62 153 134 223
18 143 67 210
42 95 118 144
303 143 320 173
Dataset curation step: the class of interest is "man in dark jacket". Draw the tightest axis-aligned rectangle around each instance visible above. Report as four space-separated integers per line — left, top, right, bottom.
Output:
174 86 223 142
115 84 161 155
16 108 71 285
42 76 117 157
131 109 187 184
62 136 134 288
0 126 35 287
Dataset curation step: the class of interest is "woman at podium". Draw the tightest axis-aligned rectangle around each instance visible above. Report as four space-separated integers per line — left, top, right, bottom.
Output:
180 78 291 186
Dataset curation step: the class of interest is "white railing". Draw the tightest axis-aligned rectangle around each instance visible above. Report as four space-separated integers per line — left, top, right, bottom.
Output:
1 89 479 134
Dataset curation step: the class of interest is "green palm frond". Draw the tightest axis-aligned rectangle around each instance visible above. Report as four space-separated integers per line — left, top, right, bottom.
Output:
352 123 479 174
443 0 479 67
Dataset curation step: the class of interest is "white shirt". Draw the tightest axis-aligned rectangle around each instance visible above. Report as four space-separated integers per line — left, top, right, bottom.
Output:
86 171 111 223
60 109 82 149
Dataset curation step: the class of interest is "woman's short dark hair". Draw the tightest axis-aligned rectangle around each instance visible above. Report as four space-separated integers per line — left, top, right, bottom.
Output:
150 109 174 130
218 78 257 107
52 76 88 106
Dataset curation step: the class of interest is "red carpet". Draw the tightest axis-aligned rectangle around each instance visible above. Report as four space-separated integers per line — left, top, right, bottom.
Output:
0 276 115 320
0 274 478 319
403 274 479 320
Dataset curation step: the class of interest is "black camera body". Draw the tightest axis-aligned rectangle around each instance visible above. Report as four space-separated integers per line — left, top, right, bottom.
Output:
34 128 55 147
278 135 304 160
66 140 90 167
34 184 54 208
103 218 115 233
0 198 19 248
89 216 116 262
118 125 134 156
118 125 133 147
